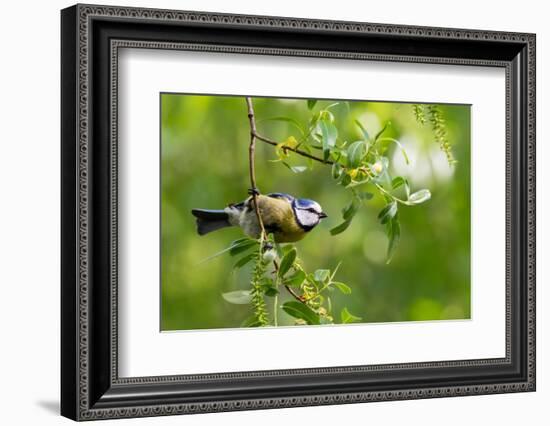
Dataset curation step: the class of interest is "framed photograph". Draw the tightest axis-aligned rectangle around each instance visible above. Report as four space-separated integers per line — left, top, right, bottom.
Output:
61 4 536 421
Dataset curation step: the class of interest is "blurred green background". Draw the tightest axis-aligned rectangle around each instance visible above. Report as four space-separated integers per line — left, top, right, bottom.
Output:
161 94 470 331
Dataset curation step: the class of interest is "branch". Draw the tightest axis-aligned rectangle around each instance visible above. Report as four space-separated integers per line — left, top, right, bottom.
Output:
245 97 267 240
272 258 306 304
284 284 305 303
246 99 317 308
253 132 334 165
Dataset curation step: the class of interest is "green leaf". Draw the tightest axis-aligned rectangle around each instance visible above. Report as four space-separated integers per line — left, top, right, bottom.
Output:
391 139 410 165
331 162 343 179
332 282 352 294
391 177 410 198
341 307 362 324
313 269 330 284
199 238 257 263
280 244 294 255
308 112 322 133
284 269 306 287
281 162 308 173
282 301 320 325
391 176 406 190
291 166 308 173
373 121 390 142
356 192 374 201
347 141 367 168
233 252 256 269
386 216 401 264
378 137 410 166
331 147 345 159
229 240 258 256
408 189 431 204
330 220 352 235
263 286 279 297
320 110 335 123
319 119 338 161
378 201 398 225
329 261 342 282
342 199 359 221
354 119 371 141
346 178 370 188
392 177 410 199
231 237 252 245
339 173 352 187
222 290 253 304
377 157 390 184
307 99 317 110
278 248 297 278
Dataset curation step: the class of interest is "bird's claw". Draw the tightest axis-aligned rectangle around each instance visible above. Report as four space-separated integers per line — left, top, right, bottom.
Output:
248 187 260 196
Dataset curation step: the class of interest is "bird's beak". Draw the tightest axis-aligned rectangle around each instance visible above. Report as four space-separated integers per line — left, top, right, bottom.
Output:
319 212 328 219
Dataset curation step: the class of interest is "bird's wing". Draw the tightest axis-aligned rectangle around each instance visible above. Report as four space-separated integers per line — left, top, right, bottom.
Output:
227 200 246 210
229 193 293 213
266 192 294 203
257 195 295 226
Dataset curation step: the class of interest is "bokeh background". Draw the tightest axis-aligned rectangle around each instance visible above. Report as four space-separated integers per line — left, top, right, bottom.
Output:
161 94 470 331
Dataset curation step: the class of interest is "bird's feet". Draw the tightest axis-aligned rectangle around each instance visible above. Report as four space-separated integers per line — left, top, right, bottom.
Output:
248 187 260 196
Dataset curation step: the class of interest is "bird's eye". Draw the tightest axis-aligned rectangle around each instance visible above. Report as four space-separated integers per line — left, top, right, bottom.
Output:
308 208 316 213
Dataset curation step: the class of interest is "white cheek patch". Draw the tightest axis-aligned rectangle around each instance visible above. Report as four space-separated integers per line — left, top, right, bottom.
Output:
296 209 318 228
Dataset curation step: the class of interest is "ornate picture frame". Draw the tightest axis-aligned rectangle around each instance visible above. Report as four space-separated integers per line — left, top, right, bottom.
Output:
61 4 535 420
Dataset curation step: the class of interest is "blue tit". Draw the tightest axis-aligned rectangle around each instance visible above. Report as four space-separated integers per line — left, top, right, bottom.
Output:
191 192 327 243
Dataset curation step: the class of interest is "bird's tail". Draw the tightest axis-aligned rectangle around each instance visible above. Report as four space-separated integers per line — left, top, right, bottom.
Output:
191 209 232 235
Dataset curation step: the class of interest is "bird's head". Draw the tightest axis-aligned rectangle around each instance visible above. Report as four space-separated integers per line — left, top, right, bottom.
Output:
292 198 328 232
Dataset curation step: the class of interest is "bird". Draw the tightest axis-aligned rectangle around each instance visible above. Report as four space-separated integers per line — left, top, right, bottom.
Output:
191 192 327 243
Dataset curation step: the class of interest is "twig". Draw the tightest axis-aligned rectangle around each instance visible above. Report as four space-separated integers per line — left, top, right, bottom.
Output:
284 284 305 303
273 292 278 327
374 182 416 206
247 98 313 308
272 259 306 304
245 97 267 240
253 132 334 165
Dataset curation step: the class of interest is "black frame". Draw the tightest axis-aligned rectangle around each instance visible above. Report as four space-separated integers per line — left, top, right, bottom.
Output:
61 4 536 421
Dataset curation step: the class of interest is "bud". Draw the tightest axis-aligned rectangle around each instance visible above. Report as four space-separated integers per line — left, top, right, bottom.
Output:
262 249 277 263
372 162 383 174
